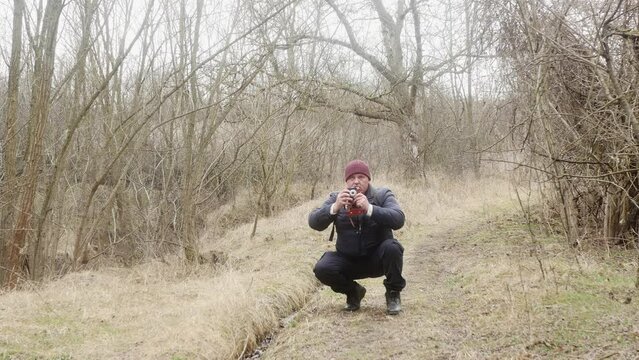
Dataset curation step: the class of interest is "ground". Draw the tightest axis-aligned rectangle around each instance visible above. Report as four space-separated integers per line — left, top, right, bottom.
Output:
260 195 639 359
1 177 638 359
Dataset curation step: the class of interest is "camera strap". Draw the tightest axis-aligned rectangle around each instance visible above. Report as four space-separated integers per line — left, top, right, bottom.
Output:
328 222 336 242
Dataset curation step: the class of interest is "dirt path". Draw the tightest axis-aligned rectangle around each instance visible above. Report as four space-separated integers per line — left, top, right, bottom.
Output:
258 197 639 359
257 201 511 359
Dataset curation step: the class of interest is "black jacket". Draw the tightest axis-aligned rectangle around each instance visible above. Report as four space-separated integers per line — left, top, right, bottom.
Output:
308 186 405 257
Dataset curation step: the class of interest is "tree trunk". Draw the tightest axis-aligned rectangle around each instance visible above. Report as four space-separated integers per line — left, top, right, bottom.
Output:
604 191 622 242
180 0 204 263
4 0 64 289
399 117 421 177
0 0 25 285
30 0 98 281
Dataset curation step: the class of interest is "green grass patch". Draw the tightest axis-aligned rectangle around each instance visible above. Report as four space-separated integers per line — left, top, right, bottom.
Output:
462 210 639 356
2 312 122 358
444 273 475 289
0 352 74 360
574 270 635 290
32 314 85 349
535 265 639 355
543 291 619 314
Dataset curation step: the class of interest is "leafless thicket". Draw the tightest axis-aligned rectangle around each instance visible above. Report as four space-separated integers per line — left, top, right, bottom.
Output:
271 0 508 177
0 0 512 287
499 0 639 247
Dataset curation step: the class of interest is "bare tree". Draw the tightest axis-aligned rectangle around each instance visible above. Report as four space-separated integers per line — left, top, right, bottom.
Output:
4 0 64 288
499 0 639 246
177 0 205 263
29 0 100 280
316 0 429 176
0 0 512 285
0 0 26 285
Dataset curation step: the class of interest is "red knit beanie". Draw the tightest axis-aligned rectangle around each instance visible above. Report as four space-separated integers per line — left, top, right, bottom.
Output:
344 160 371 181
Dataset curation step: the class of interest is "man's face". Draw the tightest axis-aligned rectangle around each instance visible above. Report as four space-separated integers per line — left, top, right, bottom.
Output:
346 173 370 193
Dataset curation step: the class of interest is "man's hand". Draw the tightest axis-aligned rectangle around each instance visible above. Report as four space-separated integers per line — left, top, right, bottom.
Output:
331 189 372 215
331 189 354 214
352 193 370 213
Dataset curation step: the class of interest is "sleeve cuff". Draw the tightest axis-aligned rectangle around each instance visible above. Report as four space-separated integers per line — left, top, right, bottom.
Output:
366 204 373 217
330 203 338 215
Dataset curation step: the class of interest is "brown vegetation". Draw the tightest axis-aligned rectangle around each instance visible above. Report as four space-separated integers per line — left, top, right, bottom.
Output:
0 0 514 286
2 176 637 358
0 0 638 355
498 0 639 247
0 175 505 358
266 177 639 359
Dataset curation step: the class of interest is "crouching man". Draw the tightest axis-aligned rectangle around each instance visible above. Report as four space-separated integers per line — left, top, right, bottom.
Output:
308 160 406 315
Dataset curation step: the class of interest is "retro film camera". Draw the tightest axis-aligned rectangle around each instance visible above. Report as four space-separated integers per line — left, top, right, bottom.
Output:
345 187 366 217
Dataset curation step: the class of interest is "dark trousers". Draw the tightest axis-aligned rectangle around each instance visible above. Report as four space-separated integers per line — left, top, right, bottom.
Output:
313 238 406 295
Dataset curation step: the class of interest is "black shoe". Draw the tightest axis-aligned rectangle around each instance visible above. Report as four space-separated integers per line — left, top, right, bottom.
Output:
344 284 366 311
385 290 401 315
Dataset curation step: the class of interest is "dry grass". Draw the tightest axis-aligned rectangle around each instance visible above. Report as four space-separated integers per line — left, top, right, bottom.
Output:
0 258 316 359
262 174 639 359
0 173 400 359
3 173 636 359
1 184 326 359
261 173 522 359
428 215 639 359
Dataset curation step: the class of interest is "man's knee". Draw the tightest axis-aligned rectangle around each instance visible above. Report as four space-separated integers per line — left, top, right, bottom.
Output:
380 239 404 259
313 261 328 278
313 253 335 280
